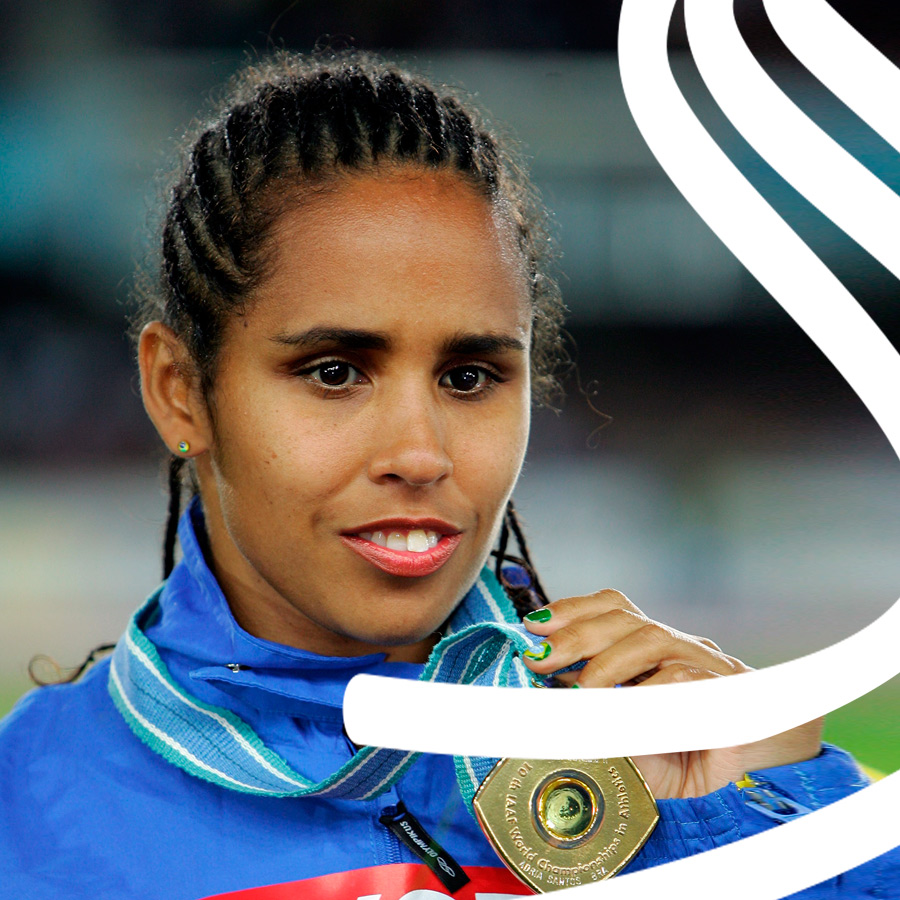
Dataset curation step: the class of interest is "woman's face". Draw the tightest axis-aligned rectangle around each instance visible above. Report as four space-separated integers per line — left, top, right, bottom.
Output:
193 170 532 661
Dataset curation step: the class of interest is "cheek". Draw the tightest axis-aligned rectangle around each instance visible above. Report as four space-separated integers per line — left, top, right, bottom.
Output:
214 393 362 513
458 398 530 501
258 424 363 505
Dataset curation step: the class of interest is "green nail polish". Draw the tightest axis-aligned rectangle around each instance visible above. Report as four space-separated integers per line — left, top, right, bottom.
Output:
570 683 581 689
524 608 552 623
523 641 552 661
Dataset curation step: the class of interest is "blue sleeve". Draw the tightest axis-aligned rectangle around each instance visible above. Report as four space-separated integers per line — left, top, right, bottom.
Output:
624 744 900 897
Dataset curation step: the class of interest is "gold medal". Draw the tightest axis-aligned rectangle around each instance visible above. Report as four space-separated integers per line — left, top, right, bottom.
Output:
473 758 659 893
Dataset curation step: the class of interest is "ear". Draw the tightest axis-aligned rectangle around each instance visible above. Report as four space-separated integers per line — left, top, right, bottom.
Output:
138 322 211 457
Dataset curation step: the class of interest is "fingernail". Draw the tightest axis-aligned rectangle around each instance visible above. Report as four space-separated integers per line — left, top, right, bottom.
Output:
570 683 581 689
524 608 552 623
523 641 552 661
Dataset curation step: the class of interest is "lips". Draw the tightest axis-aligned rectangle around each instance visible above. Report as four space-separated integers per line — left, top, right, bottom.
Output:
341 520 462 577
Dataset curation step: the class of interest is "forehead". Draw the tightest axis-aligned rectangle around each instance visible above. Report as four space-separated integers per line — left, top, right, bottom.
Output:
246 170 532 339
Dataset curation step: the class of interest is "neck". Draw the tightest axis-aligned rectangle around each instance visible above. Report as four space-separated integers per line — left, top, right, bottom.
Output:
209 545 441 662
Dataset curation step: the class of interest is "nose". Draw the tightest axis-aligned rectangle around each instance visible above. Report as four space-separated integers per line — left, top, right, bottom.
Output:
367 393 453 487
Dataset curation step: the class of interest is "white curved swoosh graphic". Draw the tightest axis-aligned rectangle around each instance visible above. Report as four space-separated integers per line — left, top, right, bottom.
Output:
527 771 900 900
685 0 900 277
346 0 900 760
346 0 900 895
765 0 900 152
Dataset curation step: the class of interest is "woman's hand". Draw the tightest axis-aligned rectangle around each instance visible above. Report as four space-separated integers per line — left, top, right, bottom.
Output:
521 589 824 799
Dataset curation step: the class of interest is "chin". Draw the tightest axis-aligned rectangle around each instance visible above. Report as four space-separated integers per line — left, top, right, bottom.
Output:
356 625 437 649
344 586 461 645
341 615 445 654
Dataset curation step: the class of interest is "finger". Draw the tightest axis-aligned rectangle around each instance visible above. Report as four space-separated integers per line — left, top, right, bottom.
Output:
522 589 645 637
633 663 723 686
521 605 649 674
690 634 724 653
572 623 745 688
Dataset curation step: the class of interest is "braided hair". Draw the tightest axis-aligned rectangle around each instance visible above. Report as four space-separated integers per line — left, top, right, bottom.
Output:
134 49 565 615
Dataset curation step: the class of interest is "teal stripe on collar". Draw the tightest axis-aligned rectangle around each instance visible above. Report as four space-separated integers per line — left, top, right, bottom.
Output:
108 566 535 803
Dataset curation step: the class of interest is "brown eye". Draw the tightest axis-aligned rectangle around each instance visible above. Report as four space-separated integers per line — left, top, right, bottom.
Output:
442 366 489 393
302 360 363 388
319 361 353 385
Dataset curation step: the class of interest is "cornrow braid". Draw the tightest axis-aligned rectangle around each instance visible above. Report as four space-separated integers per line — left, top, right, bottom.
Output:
163 456 186 580
492 500 550 619
132 49 566 608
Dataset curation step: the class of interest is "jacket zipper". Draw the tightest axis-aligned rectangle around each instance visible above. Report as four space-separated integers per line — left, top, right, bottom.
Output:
378 787 404 865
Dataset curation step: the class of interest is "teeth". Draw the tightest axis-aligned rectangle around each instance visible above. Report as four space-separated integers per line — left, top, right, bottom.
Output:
386 531 407 551
358 529 442 552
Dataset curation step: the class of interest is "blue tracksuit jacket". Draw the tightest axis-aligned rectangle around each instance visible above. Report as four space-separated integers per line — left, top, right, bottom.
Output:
1 503 897 898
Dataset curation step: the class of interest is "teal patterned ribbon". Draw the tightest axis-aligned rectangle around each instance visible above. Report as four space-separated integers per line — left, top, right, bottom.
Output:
108 565 539 807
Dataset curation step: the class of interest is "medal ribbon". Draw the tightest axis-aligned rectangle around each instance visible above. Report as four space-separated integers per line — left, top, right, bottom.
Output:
108 566 539 806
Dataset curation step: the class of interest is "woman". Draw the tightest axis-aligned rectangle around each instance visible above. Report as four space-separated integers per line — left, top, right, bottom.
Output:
0 51 893 898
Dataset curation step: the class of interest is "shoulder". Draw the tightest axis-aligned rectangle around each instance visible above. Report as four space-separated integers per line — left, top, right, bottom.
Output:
0 660 127 791
1 657 112 728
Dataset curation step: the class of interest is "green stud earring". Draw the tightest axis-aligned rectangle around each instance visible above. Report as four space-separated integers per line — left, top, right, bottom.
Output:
177 441 190 454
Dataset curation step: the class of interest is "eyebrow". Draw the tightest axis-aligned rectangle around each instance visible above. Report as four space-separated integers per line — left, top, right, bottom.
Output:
441 332 528 355
270 327 392 351
270 326 526 355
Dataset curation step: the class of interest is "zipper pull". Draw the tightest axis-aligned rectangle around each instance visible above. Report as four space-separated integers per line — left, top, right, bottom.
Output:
379 801 471 894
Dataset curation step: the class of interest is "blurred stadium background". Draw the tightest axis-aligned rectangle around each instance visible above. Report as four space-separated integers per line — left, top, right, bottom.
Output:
2 0 900 771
